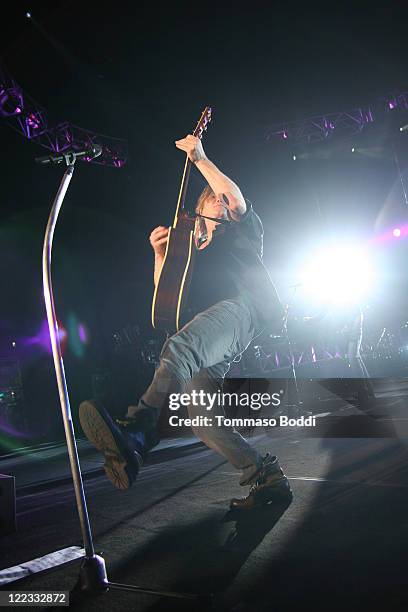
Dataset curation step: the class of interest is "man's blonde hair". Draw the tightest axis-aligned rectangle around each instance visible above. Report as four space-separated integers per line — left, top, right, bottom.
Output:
195 185 214 214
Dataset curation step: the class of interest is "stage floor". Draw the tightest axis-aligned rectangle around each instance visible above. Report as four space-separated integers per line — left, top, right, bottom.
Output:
1 380 408 611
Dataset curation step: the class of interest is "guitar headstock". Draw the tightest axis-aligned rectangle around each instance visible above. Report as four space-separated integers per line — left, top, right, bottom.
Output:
193 106 212 139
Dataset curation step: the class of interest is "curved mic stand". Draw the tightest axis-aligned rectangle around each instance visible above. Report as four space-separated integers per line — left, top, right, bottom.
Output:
42 157 206 603
281 307 302 414
281 286 304 415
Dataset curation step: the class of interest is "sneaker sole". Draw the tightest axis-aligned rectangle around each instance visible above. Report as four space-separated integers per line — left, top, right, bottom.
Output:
79 400 138 491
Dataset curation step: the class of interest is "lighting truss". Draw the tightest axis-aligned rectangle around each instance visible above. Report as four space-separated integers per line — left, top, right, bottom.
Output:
266 92 408 145
0 65 128 168
34 122 128 168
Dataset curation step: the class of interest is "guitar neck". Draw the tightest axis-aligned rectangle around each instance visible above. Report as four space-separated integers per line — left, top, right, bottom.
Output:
172 155 193 228
172 106 212 229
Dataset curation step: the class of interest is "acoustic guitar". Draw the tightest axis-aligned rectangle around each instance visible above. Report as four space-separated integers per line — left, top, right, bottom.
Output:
151 107 212 333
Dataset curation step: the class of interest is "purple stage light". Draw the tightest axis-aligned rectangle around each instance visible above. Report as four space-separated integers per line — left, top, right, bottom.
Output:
0 87 24 117
78 323 88 343
372 224 408 244
66 314 89 358
22 319 67 354
26 112 41 129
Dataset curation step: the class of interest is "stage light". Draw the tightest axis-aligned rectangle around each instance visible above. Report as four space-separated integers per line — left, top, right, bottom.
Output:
301 243 374 303
23 319 67 354
78 323 89 343
0 90 23 117
373 223 408 244
26 112 41 129
351 147 355 153
292 154 297 161
25 12 31 18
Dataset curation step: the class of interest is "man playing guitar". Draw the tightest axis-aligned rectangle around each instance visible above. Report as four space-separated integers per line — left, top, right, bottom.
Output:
79 133 292 510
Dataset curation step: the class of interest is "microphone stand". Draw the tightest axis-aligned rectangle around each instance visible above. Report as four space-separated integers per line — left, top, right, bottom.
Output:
42 154 206 603
281 286 303 415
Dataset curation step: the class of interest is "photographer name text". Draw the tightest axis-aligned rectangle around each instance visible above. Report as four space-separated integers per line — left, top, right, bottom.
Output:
168 415 317 428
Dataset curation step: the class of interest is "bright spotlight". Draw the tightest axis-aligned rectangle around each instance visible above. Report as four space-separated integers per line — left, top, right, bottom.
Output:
25 11 32 18
351 146 355 153
292 154 297 161
301 244 374 304
393 228 401 238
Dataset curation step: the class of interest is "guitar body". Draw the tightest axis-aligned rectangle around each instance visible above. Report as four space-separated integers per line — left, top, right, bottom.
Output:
151 106 212 334
151 215 196 333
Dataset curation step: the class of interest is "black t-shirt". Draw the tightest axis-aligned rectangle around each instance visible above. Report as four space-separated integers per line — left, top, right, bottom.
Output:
183 203 283 329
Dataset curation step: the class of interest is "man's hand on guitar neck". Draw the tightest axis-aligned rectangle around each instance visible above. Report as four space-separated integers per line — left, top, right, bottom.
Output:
175 134 207 164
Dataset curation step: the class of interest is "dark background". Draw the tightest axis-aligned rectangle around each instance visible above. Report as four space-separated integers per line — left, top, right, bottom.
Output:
1 1 408 443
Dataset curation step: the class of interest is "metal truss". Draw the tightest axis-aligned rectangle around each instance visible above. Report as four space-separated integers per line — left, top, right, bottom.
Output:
266 92 408 145
33 122 128 168
0 65 128 167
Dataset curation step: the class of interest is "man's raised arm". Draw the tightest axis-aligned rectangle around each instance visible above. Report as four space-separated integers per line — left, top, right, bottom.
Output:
175 134 246 220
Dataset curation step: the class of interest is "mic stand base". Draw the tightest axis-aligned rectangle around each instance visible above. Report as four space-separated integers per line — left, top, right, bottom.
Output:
74 554 211 603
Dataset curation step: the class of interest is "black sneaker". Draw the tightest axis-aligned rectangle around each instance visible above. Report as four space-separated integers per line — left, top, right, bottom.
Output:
79 399 143 490
230 454 293 510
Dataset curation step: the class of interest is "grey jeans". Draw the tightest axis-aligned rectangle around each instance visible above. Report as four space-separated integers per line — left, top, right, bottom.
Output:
130 299 264 485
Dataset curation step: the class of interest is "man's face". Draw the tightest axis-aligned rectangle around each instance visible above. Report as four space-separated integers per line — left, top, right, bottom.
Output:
201 192 229 220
